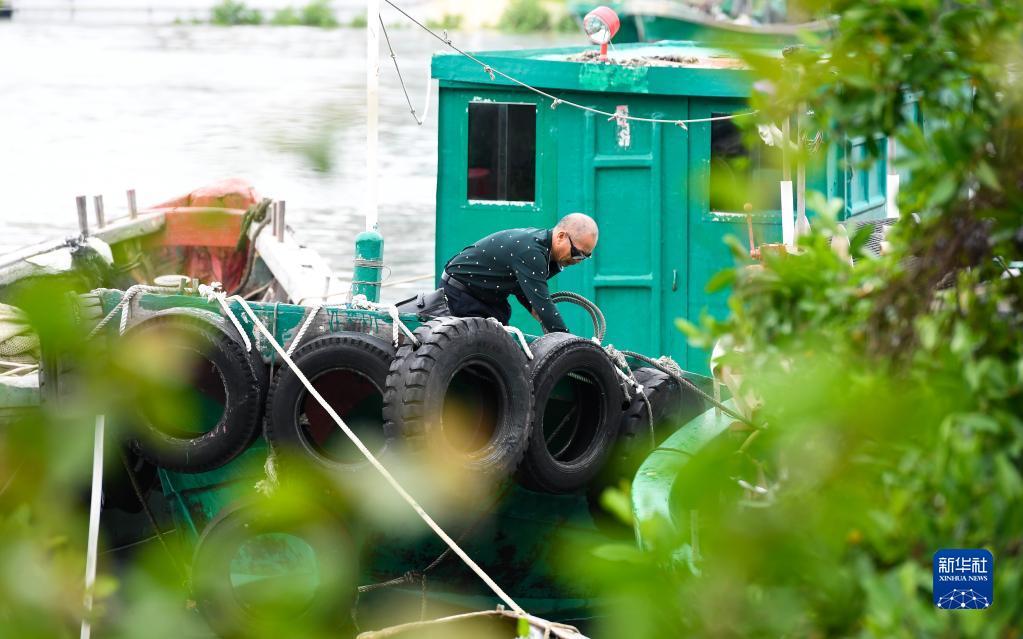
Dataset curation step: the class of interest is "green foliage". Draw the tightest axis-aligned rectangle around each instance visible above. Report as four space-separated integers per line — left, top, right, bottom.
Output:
499 0 551 33
209 0 263 26
575 1 1023 637
348 12 367 28
299 0 338 28
271 1 338 28
270 6 301 26
554 12 580 33
426 13 463 31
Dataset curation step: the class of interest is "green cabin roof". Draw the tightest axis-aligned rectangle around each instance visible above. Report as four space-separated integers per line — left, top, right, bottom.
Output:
431 40 780 99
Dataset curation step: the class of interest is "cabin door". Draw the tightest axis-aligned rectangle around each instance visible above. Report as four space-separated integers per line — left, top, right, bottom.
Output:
555 97 689 368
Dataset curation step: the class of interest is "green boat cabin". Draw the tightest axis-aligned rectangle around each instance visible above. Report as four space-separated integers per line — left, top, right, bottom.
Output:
432 40 915 372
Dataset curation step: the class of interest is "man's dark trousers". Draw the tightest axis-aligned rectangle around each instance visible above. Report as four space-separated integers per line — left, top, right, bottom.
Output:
443 279 512 325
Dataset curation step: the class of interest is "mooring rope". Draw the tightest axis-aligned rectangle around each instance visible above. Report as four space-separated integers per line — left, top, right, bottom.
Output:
87 284 185 339
622 349 751 425
194 285 524 614
284 304 323 357
502 324 534 360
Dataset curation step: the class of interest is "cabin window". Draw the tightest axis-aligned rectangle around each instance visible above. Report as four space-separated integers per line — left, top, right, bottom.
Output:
709 114 781 213
467 103 536 202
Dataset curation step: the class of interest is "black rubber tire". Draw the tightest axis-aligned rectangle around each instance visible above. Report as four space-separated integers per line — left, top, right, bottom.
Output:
126 315 264 473
516 333 626 494
382 316 532 478
587 366 683 535
612 367 684 468
191 498 358 639
265 332 395 474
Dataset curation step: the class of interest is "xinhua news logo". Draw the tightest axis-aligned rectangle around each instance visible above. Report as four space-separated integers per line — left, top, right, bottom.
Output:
933 549 993 610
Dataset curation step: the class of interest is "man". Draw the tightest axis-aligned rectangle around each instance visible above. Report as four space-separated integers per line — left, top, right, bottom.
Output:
441 213 598 334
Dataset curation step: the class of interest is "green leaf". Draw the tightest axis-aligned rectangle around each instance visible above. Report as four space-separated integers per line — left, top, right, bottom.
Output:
592 543 648 564
976 160 1001 192
705 269 736 293
599 486 634 526
995 453 1023 498
517 616 530 638
675 317 700 339
926 175 958 208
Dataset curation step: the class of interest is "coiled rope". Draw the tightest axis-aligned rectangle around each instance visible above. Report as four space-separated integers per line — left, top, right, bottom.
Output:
550 291 606 343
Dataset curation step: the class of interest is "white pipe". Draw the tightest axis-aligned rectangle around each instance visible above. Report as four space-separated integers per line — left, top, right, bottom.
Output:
780 117 795 246
80 415 105 639
366 0 380 231
795 107 808 237
780 180 795 246
886 137 900 219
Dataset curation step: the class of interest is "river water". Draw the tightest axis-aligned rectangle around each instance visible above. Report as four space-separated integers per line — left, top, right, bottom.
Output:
0 8 577 301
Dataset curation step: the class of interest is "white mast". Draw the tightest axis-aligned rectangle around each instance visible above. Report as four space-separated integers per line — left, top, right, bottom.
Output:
886 136 900 219
366 0 380 231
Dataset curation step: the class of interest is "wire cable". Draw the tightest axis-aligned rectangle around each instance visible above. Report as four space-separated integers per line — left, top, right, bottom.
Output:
381 0 758 129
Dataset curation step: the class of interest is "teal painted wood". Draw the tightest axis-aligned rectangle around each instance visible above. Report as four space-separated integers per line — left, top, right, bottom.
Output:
97 290 424 364
431 41 761 99
630 400 737 549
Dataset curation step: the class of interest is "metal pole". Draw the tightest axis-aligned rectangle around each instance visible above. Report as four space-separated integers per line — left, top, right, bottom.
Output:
127 189 138 219
886 136 900 219
782 118 791 182
93 195 105 229
780 117 795 246
76 196 89 237
275 200 286 242
795 105 809 238
365 0 380 231
80 415 105 639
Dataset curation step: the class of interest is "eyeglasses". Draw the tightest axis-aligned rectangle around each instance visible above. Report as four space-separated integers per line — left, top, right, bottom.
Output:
567 235 591 262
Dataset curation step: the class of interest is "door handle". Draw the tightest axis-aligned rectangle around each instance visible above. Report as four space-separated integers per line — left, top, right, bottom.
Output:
672 269 678 291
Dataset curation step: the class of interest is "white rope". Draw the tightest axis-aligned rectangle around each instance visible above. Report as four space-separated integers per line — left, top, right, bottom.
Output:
604 344 657 445
285 304 323 357
79 415 105 639
348 294 420 348
87 284 178 340
381 0 758 130
203 290 523 613
198 283 252 352
502 325 533 361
